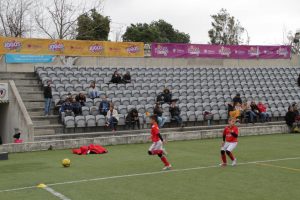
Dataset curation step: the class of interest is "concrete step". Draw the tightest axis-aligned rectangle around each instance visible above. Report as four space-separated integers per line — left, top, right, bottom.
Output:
31 115 59 124
34 129 56 136
24 101 45 108
14 79 40 85
33 121 51 126
17 85 42 92
29 111 45 116
20 92 44 99
0 72 36 78
34 124 64 134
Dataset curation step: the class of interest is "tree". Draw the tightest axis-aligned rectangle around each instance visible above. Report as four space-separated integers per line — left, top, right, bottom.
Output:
76 9 110 41
208 9 245 45
122 19 190 43
34 0 103 40
0 0 33 37
287 31 300 55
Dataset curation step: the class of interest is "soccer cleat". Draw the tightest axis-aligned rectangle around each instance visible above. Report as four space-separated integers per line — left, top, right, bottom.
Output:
232 159 237 166
163 165 172 170
219 163 227 167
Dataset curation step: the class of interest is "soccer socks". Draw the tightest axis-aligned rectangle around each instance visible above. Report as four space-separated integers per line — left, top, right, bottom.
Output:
221 150 227 164
226 150 235 161
160 156 170 166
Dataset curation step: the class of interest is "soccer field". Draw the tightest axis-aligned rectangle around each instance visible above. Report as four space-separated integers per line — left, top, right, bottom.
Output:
0 134 300 200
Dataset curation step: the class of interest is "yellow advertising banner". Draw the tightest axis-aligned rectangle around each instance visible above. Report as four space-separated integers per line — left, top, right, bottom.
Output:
0 37 144 57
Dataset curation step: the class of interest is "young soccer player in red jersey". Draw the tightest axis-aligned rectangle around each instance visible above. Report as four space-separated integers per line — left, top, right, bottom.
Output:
148 115 172 170
220 118 238 167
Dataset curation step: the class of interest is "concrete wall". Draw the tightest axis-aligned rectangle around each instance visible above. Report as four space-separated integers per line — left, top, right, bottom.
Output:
0 80 34 143
1 54 299 73
0 124 288 153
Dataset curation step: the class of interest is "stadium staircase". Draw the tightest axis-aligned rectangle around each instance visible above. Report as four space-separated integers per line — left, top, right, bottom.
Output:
0 72 62 138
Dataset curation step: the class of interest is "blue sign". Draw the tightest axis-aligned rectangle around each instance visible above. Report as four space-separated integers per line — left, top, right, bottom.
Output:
5 54 55 63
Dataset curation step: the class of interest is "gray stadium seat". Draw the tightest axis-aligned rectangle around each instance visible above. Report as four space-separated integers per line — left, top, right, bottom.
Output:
75 116 86 127
86 115 96 127
96 115 106 126
64 116 75 128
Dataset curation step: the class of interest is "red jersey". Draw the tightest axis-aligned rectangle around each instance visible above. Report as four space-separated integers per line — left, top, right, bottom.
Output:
223 125 239 142
151 123 160 142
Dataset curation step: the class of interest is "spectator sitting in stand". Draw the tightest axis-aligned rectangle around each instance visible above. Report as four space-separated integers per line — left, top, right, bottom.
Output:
125 108 140 129
232 93 242 105
99 95 110 116
72 98 82 116
250 101 260 118
257 101 270 122
242 102 257 123
169 99 182 126
106 104 119 131
229 102 242 120
75 93 86 106
157 88 172 104
122 71 131 84
60 97 74 119
153 102 167 128
298 74 300 87
292 103 299 116
285 106 297 132
110 70 122 84
88 81 100 99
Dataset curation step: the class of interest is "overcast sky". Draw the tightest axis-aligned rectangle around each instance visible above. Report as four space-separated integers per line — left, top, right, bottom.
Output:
102 0 299 45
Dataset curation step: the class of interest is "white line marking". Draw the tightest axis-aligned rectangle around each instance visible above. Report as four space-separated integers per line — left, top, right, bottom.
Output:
0 156 299 193
44 186 71 200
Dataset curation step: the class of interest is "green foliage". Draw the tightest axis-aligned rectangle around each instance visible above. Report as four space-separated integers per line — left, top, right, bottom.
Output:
208 9 245 45
122 19 190 43
76 9 110 41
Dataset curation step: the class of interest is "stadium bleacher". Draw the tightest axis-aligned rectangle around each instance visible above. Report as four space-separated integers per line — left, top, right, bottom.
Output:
34 65 300 131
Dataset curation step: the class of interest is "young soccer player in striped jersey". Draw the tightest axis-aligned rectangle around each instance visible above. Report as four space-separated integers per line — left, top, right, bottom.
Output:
220 118 238 167
148 115 172 170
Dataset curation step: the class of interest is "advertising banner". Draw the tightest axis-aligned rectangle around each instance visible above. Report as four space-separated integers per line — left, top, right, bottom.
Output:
5 54 55 63
0 37 144 57
151 43 291 59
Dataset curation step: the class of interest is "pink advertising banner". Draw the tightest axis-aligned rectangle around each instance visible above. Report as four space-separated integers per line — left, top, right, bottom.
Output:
151 43 291 59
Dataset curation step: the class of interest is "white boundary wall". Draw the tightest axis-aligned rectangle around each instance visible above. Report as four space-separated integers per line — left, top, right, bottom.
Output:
0 55 299 72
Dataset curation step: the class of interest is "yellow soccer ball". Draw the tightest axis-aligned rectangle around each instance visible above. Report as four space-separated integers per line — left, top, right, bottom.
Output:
62 158 71 167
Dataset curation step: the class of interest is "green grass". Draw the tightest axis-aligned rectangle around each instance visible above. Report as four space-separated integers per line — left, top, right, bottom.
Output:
1 134 300 200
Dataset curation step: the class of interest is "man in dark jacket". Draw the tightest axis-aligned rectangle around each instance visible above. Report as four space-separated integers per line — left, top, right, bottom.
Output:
250 101 260 116
99 95 110 116
44 80 52 116
153 102 167 128
285 106 297 131
60 98 74 119
72 99 82 116
232 94 242 104
75 93 86 106
125 109 140 129
122 71 131 84
110 70 122 84
169 100 182 126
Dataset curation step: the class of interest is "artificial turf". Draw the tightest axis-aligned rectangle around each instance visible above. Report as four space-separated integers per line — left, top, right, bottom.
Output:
0 134 299 200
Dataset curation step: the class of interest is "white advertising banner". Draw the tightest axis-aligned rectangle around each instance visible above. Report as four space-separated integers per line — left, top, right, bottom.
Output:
0 83 8 103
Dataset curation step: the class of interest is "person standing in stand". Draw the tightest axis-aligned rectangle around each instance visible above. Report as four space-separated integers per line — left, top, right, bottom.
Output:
44 80 52 117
